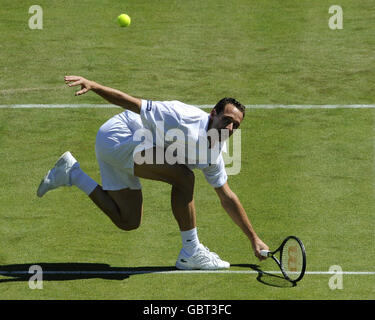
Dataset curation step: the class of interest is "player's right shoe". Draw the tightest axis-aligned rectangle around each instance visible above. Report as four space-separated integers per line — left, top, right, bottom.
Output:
175 244 230 270
36 151 78 197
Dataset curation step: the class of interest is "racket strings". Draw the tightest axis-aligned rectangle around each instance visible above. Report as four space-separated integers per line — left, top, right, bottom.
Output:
281 238 304 281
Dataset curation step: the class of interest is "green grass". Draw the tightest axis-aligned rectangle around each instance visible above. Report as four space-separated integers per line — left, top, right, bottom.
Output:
0 0 374 105
0 108 374 299
0 0 374 300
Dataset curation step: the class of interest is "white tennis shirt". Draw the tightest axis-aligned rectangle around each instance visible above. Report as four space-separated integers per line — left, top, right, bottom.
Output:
137 99 228 188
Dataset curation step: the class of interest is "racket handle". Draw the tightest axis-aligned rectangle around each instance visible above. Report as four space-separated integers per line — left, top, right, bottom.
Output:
260 250 270 257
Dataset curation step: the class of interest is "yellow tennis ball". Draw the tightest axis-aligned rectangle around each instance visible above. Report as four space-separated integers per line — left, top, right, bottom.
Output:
117 14 131 27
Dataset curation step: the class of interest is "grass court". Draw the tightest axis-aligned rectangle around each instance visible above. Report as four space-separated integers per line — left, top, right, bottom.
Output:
0 0 374 300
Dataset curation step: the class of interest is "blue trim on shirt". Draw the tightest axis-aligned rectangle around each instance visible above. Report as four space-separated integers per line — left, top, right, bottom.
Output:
146 100 152 111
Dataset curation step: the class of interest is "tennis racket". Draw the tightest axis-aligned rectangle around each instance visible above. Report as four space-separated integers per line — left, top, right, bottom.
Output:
260 235 306 283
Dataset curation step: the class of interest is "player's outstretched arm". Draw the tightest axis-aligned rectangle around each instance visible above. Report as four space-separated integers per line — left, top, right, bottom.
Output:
215 182 269 260
64 75 142 114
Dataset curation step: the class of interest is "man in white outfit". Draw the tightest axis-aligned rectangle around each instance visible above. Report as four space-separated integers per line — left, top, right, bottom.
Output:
37 75 268 270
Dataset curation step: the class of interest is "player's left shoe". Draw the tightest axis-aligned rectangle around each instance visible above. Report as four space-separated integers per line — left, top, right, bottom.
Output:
36 151 78 197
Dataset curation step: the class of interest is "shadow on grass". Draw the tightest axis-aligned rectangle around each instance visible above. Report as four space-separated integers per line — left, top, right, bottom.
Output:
232 264 296 288
0 263 177 283
0 263 296 287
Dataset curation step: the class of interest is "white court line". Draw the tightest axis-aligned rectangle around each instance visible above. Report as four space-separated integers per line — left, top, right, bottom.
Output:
0 104 116 109
0 104 375 109
0 270 374 275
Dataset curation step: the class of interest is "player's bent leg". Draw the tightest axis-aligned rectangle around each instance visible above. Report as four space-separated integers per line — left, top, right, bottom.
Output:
134 148 230 270
89 186 143 231
134 159 196 231
37 151 143 232
107 188 143 231
170 184 196 231
134 161 195 200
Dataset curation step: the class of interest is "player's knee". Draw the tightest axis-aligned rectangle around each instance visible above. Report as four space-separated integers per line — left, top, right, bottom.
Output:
122 223 140 231
117 209 142 231
118 218 141 231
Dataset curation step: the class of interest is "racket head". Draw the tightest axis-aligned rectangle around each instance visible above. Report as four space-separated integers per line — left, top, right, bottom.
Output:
278 236 306 282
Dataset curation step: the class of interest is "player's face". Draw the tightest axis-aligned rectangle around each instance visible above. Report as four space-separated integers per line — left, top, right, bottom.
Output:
209 103 244 141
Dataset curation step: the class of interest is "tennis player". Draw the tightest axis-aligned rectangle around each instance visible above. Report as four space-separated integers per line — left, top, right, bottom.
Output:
37 75 269 270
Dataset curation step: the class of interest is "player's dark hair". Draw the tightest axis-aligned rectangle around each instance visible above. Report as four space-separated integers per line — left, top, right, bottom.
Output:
214 97 246 118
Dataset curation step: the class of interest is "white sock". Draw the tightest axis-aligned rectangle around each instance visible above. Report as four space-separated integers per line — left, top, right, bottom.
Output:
70 165 98 196
181 227 200 257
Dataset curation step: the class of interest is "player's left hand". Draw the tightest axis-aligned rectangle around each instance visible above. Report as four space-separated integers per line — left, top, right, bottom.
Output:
64 75 94 96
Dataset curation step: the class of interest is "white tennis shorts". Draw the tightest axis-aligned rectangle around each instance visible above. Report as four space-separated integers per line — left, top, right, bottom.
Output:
95 111 145 191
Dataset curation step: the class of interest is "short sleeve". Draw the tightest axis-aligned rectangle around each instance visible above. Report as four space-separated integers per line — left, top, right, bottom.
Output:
140 100 179 129
201 155 228 188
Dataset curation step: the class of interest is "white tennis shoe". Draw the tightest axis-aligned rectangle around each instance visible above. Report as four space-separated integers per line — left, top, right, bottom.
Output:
175 244 230 270
37 151 78 197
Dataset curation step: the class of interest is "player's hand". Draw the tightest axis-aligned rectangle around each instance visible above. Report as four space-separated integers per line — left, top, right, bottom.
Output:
252 237 269 261
64 75 94 96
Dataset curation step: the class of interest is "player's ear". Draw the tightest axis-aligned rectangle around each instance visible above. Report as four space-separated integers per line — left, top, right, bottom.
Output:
210 108 217 117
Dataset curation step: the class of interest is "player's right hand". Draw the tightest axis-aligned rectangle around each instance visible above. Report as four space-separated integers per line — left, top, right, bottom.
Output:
252 237 269 261
64 75 93 96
